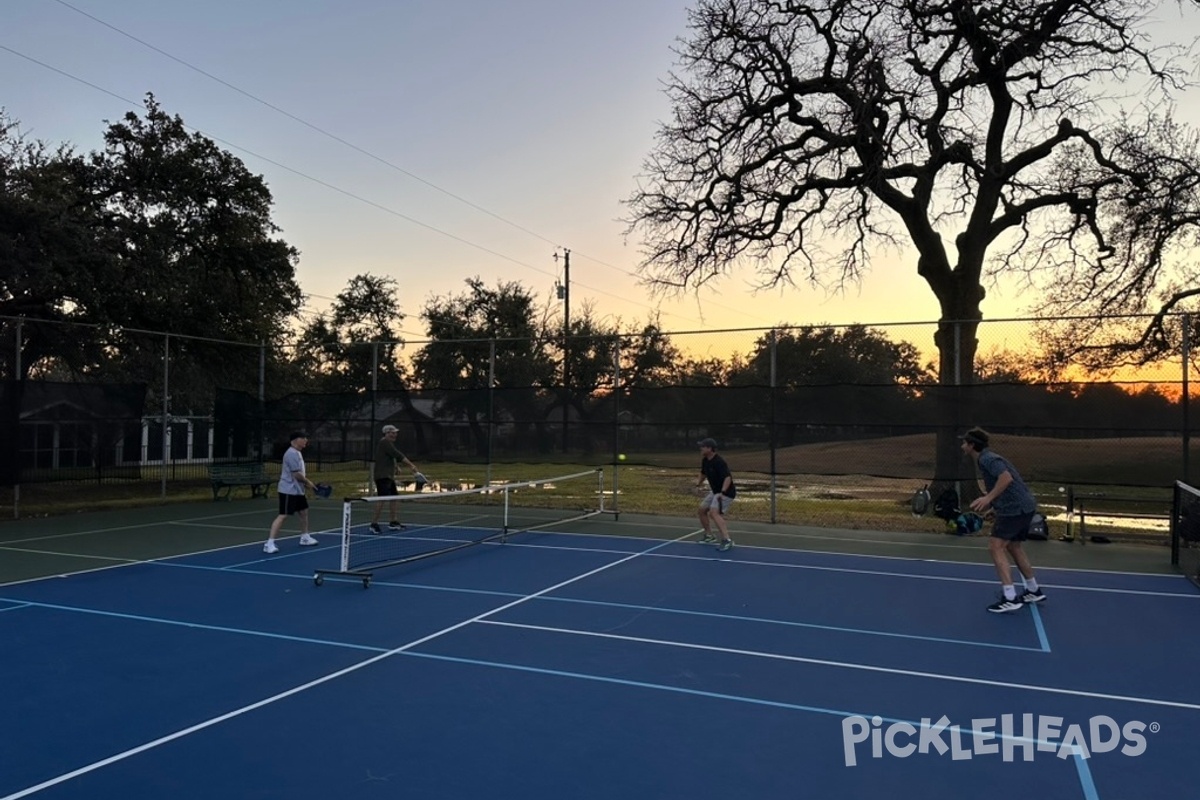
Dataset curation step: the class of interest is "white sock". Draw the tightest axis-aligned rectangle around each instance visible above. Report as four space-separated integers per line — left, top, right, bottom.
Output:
1024 578 1039 592
1002 584 1017 601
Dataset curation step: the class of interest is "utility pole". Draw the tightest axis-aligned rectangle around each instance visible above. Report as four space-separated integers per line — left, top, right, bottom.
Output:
555 250 570 453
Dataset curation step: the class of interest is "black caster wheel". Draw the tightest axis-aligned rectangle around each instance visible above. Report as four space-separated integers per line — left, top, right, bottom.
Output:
314 574 324 587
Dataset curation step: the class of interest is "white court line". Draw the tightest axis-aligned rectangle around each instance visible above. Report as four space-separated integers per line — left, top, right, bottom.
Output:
161 522 269 532
550 520 1188 579
500 539 1200 599
0 547 132 564
0 509 272 546
0 532 335 590
5 521 1194 601
641 551 1200 599
0 530 694 800
477 619 1200 712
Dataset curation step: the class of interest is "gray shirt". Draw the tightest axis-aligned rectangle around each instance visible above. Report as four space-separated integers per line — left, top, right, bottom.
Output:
374 439 408 479
978 449 1036 516
278 446 306 495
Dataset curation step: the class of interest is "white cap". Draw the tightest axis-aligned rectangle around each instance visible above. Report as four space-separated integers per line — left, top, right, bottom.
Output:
382 424 399 434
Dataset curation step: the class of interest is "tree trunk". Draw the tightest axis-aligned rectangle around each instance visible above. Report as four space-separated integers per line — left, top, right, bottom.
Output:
0 379 23 487
932 317 980 498
468 414 488 457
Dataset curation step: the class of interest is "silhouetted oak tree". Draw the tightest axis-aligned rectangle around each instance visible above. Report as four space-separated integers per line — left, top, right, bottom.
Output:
627 0 1200 480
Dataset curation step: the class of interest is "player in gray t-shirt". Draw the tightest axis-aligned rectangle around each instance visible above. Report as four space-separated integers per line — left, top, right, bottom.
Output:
960 427 1046 613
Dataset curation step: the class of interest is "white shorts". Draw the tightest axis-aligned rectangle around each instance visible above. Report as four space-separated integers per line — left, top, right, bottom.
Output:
699 493 733 515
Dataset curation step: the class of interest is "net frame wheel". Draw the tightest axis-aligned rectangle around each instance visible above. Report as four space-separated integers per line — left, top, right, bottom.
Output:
362 576 371 589
313 574 323 587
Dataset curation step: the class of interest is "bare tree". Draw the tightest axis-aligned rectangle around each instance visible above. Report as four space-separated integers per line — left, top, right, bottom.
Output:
625 0 1200 482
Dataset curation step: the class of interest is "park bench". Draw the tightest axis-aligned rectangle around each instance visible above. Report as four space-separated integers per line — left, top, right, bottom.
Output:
1061 487 1171 544
209 462 271 501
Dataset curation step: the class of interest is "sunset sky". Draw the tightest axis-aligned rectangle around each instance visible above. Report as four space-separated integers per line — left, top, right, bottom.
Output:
5 0 1200 352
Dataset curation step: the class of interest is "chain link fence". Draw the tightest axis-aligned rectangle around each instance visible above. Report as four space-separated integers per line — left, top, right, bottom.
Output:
2 314 1195 538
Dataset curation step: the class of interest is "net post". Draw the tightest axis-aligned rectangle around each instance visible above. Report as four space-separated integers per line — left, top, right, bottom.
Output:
501 483 510 542
1172 481 1181 567
340 498 353 573
596 468 605 513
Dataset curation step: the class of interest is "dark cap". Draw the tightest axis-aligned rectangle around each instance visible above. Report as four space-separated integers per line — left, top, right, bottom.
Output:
289 430 309 441
697 437 718 449
958 427 989 448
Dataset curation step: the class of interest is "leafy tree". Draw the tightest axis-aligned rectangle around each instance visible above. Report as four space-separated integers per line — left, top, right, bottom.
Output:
728 325 927 443
413 278 555 455
670 356 737 387
0 115 113 380
562 312 686 451
2 98 303 413
739 325 928 387
619 317 686 388
625 0 1200 481
90 96 301 411
294 274 407 390
291 273 414 453
556 301 620 450
972 346 1047 384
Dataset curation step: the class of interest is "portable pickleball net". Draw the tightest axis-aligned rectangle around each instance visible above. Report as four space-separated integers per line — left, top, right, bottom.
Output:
314 468 613 587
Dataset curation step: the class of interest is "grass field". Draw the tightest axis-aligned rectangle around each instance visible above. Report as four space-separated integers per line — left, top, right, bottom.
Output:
0 433 1185 546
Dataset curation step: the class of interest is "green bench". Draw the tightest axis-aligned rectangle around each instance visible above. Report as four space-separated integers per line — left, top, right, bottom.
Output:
209 462 271 500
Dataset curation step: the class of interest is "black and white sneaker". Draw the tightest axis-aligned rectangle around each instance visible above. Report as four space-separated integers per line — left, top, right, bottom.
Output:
368 522 382 535
1019 589 1046 604
698 532 716 543
388 521 405 531
987 596 1024 614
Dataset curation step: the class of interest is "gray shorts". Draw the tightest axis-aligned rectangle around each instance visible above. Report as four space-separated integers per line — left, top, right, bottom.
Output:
699 493 733 515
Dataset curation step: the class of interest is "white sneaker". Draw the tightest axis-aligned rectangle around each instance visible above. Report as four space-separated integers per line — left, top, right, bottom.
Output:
298 534 319 546
263 540 279 554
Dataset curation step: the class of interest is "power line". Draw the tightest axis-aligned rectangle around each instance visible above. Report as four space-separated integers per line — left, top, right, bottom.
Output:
0 45 555 276
38 1 783 328
50 0 559 250
2 32 777 328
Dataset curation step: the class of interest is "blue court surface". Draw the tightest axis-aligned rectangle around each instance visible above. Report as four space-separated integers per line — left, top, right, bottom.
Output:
1 520 1197 799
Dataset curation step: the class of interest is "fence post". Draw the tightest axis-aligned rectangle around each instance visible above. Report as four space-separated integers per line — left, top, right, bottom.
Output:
13 318 20 519
161 333 170 499
1184 314 1191 484
769 328 777 524
612 337 621 515
258 341 266 462
487 337 496 486
371 340 379 466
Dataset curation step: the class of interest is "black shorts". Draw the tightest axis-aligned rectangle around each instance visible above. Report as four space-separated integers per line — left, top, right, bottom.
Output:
375 477 399 497
278 493 309 516
992 511 1034 542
